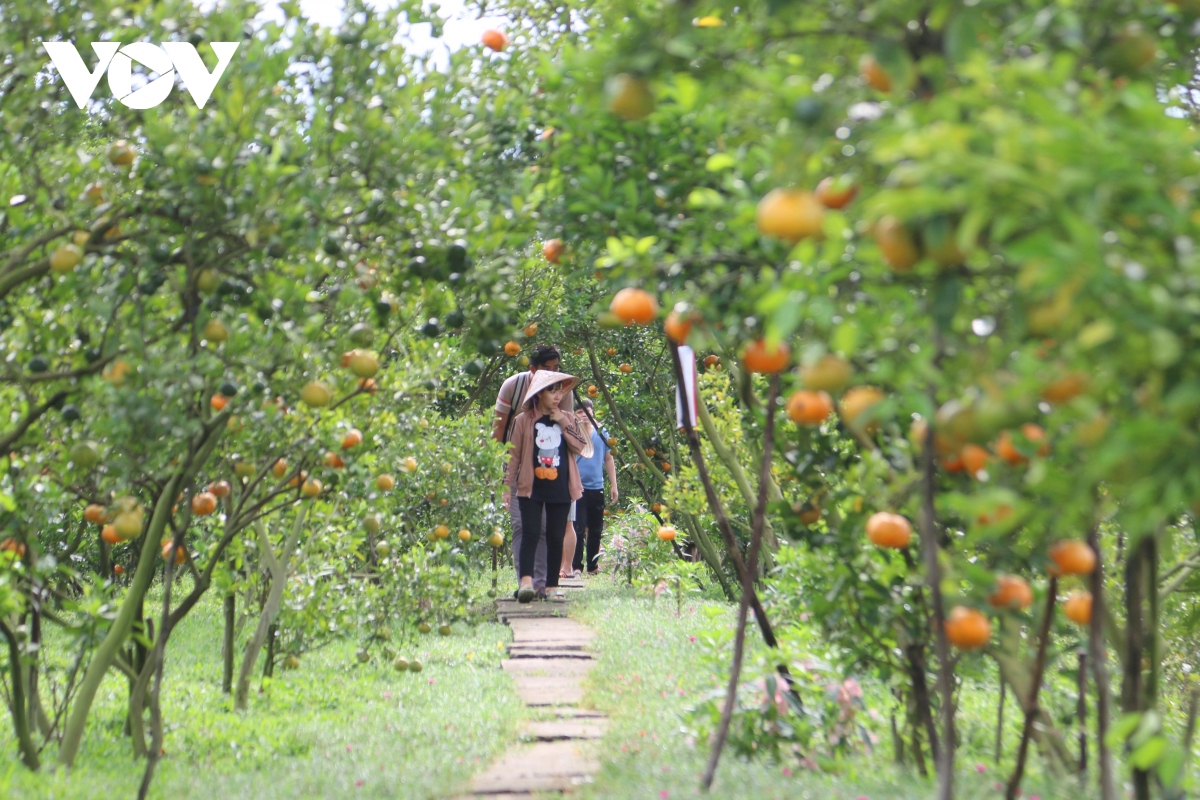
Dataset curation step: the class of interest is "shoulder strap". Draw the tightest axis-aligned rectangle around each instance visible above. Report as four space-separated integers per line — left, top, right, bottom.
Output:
503 373 529 444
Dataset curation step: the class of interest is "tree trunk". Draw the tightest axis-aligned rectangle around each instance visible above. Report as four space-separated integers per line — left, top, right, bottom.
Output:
137 532 186 799
222 592 236 694
919 411 954 799
128 654 154 758
1077 649 1088 776
905 643 941 764
99 537 111 584
27 600 52 736
891 706 906 765
264 623 277 679
59 480 180 765
126 607 150 742
910 715 928 777
1175 686 1200 800
58 422 223 767
122 645 135 738
1088 518 1117 800
696 395 780 554
1 621 39 769
235 510 306 710
682 515 736 601
701 375 778 791
667 343 780 648
1145 536 1159 712
993 651 1075 772
1006 576 1058 800
995 678 1006 765
1123 535 1152 800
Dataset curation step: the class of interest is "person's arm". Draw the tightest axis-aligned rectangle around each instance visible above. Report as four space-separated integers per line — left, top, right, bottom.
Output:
604 451 618 503
502 414 524 502
492 377 514 443
491 411 508 444
554 407 588 454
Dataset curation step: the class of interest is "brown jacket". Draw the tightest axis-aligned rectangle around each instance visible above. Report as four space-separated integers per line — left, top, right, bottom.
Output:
504 409 588 501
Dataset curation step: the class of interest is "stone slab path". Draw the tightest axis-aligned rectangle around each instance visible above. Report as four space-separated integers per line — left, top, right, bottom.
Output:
450 577 605 799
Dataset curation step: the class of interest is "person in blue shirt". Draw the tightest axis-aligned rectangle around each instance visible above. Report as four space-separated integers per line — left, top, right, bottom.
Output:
570 398 618 575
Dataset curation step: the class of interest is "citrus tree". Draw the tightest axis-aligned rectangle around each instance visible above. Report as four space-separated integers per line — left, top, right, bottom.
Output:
8 0 1200 798
479 0 1200 797
0 0 570 784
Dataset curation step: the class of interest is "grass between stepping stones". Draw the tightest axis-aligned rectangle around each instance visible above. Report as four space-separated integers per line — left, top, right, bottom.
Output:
569 575 1074 800
0 580 525 799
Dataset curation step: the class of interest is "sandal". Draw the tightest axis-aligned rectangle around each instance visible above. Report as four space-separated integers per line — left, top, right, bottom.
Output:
517 585 536 604
548 589 568 603
572 570 582 579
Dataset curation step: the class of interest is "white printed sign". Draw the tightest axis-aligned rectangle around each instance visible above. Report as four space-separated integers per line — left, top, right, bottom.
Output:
41 41 241 110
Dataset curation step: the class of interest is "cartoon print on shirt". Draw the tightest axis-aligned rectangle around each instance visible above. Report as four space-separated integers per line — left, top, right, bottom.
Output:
533 421 562 480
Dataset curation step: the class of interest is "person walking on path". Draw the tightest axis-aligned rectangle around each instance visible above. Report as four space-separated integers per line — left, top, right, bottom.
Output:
570 398 617 575
503 371 589 602
494 345 573 594
560 500 579 580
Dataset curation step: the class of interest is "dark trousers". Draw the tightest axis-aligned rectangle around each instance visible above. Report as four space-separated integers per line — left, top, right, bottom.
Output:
573 489 605 573
518 498 570 589
508 495 548 590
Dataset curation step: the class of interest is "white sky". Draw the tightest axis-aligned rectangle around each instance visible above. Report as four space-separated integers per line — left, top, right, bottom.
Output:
213 0 510 71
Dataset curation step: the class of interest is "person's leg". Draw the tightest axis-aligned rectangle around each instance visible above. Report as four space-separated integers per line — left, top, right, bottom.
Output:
517 498 545 582
586 489 605 573
509 493 523 586
572 499 588 573
533 507 548 591
561 502 576 577
542 502 571 589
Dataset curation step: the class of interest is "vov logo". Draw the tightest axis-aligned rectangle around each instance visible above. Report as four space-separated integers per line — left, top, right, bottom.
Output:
41 41 241 110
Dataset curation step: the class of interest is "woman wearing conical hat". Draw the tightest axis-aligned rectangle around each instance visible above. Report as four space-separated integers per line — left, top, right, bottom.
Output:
502 370 590 602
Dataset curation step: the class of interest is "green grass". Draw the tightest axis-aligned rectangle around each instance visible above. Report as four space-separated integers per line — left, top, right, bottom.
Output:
570 575 1087 800
0 572 1111 799
0 583 524 799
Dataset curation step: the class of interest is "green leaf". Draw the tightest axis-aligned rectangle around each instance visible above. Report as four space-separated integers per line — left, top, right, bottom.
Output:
0 491 13 512
671 72 700 112
1130 735 1168 770
624 179 639 210
1157 744 1186 787
770 298 803 341
664 37 696 59
1077 319 1115 349
873 40 914 92
944 10 985 66
1130 710 1162 748
1106 712 1142 747
832 321 859 356
705 153 736 172
931 274 963 331
1149 328 1181 368
686 188 724 209
959 204 989 254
